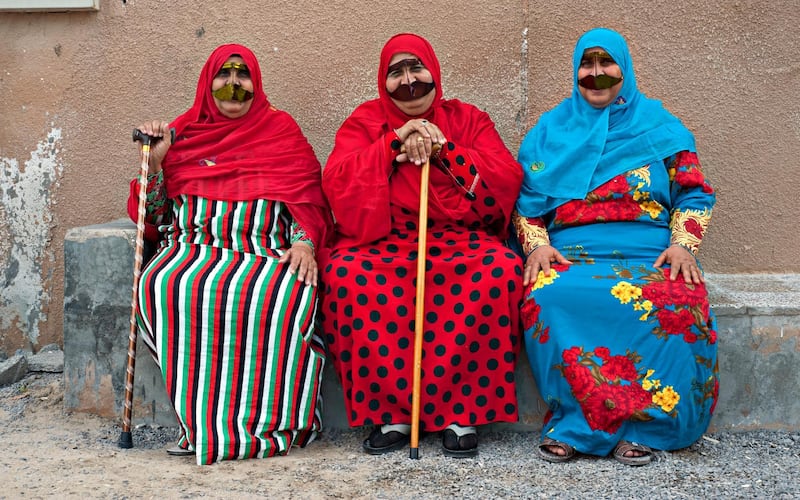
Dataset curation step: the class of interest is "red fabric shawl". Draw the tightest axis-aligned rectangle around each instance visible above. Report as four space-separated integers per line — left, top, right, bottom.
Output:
129 43 331 247
323 33 521 247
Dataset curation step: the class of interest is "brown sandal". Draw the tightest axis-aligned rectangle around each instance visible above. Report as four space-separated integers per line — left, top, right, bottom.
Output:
537 437 576 463
613 440 653 466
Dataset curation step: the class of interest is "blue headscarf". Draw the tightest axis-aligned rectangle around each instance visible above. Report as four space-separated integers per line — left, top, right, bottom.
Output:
515 27 696 217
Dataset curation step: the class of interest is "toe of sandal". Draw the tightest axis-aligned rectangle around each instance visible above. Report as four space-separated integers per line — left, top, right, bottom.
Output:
537 437 576 463
613 440 653 466
362 426 410 455
441 429 478 458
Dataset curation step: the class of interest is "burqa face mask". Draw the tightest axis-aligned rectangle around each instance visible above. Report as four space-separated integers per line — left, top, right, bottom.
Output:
577 51 623 90
212 62 255 102
386 58 436 101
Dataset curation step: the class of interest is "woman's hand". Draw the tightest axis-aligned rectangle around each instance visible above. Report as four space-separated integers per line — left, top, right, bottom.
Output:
394 118 446 165
654 244 703 284
523 245 572 286
279 242 318 286
135 120 173 174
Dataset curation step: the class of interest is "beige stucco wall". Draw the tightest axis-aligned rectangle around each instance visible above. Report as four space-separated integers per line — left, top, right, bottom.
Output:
1 0 798 353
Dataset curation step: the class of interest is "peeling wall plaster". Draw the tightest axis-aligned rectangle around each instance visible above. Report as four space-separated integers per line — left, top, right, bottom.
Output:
0 127 63 346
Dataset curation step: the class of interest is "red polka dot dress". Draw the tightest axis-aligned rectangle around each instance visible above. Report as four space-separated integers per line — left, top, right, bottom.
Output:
321 97 524 432
322 197 523 430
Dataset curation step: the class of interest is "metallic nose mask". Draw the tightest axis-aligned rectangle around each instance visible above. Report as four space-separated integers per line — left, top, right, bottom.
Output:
578 51 623 90
212 83 254 102
386 58 436 101
389 80 436 101
578 74 623 90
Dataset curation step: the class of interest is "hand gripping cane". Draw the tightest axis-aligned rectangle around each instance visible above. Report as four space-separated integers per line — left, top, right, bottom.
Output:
118 127 174 449
410 143 440 459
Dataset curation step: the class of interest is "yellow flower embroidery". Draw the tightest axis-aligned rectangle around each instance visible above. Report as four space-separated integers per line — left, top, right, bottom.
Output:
641 369 661 391
532 269 560 290
610 281 642 304
632 299 654 320
652 386 680 413
640 200 662 219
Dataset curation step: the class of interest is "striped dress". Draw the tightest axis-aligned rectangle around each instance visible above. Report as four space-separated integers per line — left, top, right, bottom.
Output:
137 192 325 465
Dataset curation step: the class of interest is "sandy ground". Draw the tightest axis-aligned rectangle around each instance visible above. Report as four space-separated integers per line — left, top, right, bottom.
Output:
1 372 799 499
0 373 376 499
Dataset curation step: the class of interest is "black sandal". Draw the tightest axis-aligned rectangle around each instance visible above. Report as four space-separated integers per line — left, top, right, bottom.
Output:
441 428 478 458
166 445 194 457
362 426 410 455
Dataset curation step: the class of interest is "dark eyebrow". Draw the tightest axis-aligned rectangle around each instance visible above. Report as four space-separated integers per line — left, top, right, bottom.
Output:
387 58 423 75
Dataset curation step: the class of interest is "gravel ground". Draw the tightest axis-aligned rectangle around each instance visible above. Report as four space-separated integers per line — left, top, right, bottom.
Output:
1 373 798 499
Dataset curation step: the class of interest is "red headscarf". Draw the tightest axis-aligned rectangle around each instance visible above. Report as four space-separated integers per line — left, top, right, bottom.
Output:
377 33 444 130
323 34 521 247
130 44 331 247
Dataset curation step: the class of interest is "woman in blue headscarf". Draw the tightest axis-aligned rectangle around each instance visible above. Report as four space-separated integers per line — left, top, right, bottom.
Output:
513 28 717 466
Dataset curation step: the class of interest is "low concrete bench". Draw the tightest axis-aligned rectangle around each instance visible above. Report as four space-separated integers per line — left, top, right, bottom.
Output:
63 219 800 432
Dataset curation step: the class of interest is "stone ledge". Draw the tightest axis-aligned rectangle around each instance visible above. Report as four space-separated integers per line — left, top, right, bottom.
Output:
63 220 800 432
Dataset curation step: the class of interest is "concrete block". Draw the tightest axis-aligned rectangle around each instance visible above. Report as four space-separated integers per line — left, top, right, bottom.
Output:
27 350 64 372
63 219 174 426
61 222 800 433
0 354 28 387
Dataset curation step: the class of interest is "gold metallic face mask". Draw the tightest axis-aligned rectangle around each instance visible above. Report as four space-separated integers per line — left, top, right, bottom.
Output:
212 62 254 102
212 83 254 102
578 51 623 90
218 61 250 74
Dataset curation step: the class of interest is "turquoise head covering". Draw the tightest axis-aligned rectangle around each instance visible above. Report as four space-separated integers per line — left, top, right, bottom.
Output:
516 27 696 217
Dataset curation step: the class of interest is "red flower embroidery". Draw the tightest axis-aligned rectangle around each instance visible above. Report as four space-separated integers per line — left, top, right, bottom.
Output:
641 277 674 308
562 346 582 365
710 378 719 414
555 200 585 224
594 347 611 361
521 299 541 330
683 218 704 239
598 195 643 221
656 308 696 336
582 383 651 433
593 175 630 197
539 326 550 344
675 168 705 188
599 354 640 382
564 363 594 401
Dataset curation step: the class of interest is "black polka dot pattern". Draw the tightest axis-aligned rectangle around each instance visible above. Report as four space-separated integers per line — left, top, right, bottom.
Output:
321 208 523 431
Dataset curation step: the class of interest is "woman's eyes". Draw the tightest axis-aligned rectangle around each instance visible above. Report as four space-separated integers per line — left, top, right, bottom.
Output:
214 69 251 79
388 66 426 78
580 58 616 68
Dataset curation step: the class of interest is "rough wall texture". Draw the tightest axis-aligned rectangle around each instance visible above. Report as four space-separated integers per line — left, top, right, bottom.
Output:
0 0 798 352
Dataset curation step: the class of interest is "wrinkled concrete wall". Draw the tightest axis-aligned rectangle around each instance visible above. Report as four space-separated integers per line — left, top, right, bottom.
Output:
1 0 798 353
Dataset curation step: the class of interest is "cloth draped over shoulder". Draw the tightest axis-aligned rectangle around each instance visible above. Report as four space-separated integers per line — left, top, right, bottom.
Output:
324 33 521 247
132 43 331 248
516 27 696 217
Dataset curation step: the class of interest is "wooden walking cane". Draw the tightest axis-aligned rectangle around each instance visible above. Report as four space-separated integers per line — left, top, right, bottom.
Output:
409 143 440 459
119 127 173 449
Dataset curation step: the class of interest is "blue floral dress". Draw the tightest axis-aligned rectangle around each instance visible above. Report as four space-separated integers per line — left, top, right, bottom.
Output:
513 151 717 455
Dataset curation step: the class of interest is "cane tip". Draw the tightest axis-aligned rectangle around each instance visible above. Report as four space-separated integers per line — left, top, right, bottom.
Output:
409 447 420 459
118 431 133 449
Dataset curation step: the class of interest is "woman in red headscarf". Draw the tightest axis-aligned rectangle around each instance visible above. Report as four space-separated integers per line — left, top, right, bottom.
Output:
320 33 523 457
126 44 332 465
